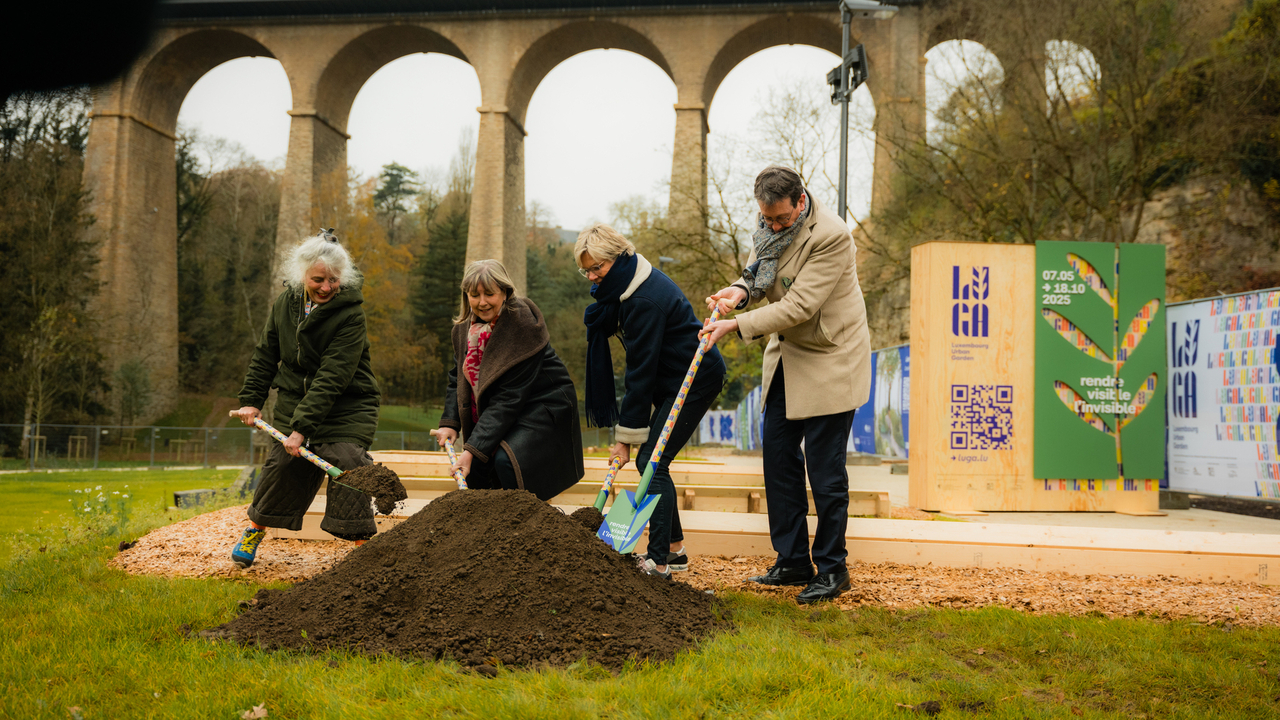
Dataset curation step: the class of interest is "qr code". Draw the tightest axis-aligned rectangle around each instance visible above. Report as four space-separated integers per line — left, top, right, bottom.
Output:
949 384 1013 450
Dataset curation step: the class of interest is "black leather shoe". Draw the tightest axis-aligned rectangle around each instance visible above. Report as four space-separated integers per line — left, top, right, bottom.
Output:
796 570 851 604
747 564 815 587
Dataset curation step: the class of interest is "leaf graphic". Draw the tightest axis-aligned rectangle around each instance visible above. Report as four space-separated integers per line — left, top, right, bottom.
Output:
1118 299 1160 368
1119 373 1159 429
1067 253 1113 307
1054 380 1114 436
971 267 989 301
1041 309 1113 363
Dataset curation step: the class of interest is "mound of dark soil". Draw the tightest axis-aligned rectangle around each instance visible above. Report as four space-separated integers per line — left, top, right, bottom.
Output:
569 505 604 533
210 490 719 668
335 463 407 515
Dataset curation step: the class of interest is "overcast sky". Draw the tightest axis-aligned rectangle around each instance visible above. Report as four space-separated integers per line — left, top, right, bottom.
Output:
175 39 1073 230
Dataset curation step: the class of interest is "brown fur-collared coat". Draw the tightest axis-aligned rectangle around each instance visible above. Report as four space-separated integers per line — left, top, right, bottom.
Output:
439 297 584 500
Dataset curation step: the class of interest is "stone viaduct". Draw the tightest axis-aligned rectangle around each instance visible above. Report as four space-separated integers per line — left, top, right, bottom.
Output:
84 0 1165 418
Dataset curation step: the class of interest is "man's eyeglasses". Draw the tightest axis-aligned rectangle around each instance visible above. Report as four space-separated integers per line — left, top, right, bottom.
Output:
761 207 798 227
578 260 609 278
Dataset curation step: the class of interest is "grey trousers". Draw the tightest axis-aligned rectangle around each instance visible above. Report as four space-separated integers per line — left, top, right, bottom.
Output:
247 441 377 540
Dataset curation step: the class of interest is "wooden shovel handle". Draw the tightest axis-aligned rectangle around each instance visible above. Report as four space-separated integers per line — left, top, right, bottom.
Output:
228 410 341 478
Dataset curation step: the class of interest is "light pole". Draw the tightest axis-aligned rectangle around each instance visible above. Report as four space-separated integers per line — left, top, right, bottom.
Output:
827 0 899 221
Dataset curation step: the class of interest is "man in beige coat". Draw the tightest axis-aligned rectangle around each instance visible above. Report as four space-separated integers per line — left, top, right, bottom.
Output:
702 165 871 603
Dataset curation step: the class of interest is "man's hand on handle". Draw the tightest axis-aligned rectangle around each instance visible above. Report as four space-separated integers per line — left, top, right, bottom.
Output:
699 286 745 348
705 286 747 316
431 428 458 446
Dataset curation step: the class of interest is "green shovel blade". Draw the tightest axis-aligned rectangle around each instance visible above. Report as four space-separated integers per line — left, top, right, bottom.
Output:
599 489 661 554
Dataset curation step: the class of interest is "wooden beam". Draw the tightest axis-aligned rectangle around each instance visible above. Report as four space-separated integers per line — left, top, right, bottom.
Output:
268 498 1279 585
317 478 890 517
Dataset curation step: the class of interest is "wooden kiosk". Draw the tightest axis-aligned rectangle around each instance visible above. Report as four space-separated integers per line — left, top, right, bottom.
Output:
907 241 1161 514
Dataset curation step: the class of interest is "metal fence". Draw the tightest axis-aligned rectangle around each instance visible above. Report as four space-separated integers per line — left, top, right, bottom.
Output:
0 422 617 471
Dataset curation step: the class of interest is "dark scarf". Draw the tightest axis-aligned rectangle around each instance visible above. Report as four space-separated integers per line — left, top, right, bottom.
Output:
742 191 812 300
582 251 639 428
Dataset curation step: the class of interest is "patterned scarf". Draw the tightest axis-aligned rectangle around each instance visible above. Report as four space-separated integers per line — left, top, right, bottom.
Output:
463 320 493 423
741 191 812 300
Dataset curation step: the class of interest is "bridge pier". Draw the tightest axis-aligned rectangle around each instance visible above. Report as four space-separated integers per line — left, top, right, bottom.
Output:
468 108 528 294
276 111 349 271
84 81 181 421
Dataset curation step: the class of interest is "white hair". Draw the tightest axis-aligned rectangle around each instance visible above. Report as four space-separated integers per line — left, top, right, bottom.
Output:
284 230 361 293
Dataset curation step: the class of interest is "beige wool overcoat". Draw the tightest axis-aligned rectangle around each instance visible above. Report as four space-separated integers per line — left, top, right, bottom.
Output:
732 193 872 420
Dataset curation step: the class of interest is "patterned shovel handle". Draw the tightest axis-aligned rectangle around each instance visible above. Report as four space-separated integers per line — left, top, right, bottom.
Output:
648 306 722 471
634 305 722 501
592 456 625 511
227 410 341 478
442 442 471 490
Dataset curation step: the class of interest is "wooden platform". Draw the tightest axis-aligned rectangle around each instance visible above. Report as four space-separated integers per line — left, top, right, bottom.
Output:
369 451 770 487
361 450 891 518
270 496 1279 586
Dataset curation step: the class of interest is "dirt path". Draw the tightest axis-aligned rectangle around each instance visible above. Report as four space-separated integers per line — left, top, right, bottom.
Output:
112 504 1280 628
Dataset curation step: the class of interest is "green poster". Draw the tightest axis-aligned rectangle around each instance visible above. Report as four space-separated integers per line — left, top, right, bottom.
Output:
1034 241 1166 480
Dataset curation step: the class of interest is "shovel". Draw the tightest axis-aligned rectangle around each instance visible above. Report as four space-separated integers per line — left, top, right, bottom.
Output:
230 411 407 512
590 455 625 511
597 306 721 553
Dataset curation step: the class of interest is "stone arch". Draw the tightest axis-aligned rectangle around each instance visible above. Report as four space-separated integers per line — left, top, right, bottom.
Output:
131 29 282 135
313 25 470 134
505 21 673 126
701 15 843 114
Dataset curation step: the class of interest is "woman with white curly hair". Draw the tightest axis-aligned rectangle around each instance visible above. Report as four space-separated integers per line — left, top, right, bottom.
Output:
228 229 382 568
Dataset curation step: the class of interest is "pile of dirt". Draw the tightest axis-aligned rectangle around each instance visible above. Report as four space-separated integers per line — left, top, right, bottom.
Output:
207 490 718 668
569 505 604 533
334 463 407 515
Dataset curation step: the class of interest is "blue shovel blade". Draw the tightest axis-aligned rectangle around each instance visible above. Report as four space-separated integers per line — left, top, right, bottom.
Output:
598 490 660 553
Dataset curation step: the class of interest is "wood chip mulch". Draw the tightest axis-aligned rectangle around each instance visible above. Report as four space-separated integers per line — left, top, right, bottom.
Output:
112 505 1280 627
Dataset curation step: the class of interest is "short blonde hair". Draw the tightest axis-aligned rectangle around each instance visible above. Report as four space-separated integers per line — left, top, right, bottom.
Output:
284 229 361 292
453 259 519 324
574 223 635 266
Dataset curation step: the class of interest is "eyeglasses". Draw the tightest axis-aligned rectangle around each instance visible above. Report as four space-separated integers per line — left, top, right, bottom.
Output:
578 260 609 278
761 207 798 227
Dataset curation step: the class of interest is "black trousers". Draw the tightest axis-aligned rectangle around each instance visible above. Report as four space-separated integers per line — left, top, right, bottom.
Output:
634 378 723 563
762 365 856 575
248 441 377 540
465 447 520 492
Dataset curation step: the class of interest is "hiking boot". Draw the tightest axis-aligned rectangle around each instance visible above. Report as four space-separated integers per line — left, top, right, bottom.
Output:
231 526 266 568
636 556 671 579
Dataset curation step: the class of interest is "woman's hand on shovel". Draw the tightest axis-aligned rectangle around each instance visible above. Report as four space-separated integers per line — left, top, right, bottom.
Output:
234 406 261 426
453 450 473 479
610 442 631 469
431 428 457 446
282 431 305 457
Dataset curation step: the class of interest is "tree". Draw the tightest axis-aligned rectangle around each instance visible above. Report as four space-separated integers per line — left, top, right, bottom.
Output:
373 162 421 245
173 131 281 394
411 205 470 388
0 88 106 446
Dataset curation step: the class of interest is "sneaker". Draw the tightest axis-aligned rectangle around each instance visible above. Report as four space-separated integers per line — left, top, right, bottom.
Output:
231 526 266 568
637 546 689 572
636 556 671 579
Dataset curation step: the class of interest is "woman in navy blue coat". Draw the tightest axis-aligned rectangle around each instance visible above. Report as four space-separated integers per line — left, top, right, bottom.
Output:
578 223 726 578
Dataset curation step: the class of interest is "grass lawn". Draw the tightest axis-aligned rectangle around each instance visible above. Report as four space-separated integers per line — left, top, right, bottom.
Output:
0 469 240 561
377 405 443 433
2 501 1279 718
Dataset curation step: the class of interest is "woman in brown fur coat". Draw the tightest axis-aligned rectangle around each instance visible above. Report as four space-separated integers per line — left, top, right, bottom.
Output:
432 260 584 500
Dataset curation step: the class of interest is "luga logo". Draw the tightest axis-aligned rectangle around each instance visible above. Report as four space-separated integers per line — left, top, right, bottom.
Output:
1171 319 1198 418
952 266 989 337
